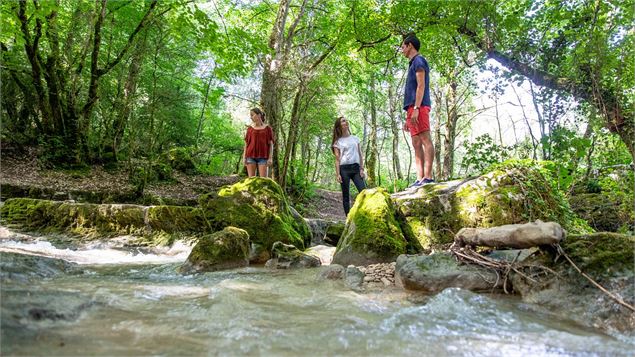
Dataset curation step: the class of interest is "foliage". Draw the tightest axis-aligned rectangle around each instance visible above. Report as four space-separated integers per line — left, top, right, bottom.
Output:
460 134 510 176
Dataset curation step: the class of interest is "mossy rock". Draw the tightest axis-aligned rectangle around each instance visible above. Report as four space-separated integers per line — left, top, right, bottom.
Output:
392 160 592 250
569 193 634 233
167 147 197 175
559 232 635 276
0 198 210 245
199 177 310 251
146 206 209 233
266 241 321 269
0 198 61 228
179 227 250 273
332 188 407 266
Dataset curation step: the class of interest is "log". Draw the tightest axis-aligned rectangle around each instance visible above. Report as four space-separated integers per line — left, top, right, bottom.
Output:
455 220 565 249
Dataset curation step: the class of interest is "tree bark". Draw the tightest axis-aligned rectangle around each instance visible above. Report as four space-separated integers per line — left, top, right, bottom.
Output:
366 74 378 187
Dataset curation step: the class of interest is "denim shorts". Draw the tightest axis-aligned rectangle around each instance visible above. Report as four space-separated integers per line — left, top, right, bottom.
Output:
245 157 268 165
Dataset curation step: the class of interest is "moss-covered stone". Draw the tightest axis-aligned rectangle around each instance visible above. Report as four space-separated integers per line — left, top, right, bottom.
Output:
559 232 635 275
0 198 210 245
392 160 592 250
266 241 321 269
199 177 310 250
179 227 250 273
332 188 407 266
167 147 197 175
569 193 634 233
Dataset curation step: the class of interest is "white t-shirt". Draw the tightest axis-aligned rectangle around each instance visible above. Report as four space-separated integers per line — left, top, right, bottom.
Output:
334 135 361 165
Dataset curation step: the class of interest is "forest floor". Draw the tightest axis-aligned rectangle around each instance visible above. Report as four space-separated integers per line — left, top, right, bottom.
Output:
0 147 345 221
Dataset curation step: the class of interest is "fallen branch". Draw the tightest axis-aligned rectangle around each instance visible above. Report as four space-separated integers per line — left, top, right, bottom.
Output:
555 244 635 313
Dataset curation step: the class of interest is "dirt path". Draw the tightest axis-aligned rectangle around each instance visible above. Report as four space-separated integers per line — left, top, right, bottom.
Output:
309 189 345 221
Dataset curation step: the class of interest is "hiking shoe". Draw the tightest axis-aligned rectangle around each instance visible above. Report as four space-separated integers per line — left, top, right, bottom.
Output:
408 180 421 188
421 178 435 184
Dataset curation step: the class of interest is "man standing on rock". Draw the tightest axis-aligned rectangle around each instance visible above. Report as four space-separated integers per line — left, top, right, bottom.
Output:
400 33 435 188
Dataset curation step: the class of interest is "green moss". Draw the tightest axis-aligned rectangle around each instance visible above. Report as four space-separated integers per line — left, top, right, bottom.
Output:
0 198 210 246
199 177 309 250
1 198 56 229
182 226 250 272
334 188 407 263
147 206 209 233
570 193 634 233
560 233 635 275
397 160 593 250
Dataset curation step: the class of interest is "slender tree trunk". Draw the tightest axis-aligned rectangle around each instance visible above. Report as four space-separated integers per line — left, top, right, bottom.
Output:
512 85 538 159
388 75 403 180
366 75 378 187
442 81 458 180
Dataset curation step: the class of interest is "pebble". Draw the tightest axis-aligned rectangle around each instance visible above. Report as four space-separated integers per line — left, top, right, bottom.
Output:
352 262 396 287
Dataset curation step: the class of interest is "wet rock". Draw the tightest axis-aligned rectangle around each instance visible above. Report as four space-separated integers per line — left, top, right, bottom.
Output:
395 253 503 293
510 232 635 333
345 265 365 292
265 241 321 269
455 220 565 249
332 188 407 266
0 252 80 283
318 264 345 280
248 242 270 264
179 227 250 274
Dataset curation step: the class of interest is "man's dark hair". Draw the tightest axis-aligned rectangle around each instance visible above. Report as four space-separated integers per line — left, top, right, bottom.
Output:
402 32 420 51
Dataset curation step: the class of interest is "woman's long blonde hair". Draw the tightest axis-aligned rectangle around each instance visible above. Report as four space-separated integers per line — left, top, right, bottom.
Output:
331 116 345 154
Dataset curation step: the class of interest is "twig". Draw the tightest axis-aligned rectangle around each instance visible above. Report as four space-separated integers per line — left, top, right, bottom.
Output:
555 244 635 313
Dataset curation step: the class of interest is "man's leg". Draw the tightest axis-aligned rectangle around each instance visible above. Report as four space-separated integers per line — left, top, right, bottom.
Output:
411 134 425 181
419 131 435 179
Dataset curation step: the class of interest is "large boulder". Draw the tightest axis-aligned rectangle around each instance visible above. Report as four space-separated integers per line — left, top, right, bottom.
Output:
510 232 635 333
179 227 250 273
199 178 311 250
332 188 407 266
395 253 503 293
0 198 209 245
392 160 591 250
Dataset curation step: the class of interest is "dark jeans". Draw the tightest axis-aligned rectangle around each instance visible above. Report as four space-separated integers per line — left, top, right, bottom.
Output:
340 163 366 215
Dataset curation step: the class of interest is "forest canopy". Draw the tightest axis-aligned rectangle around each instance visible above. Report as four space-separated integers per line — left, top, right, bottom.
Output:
1 0 633 194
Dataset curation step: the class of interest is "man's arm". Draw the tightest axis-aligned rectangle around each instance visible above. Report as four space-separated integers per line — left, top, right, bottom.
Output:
412 69 425 125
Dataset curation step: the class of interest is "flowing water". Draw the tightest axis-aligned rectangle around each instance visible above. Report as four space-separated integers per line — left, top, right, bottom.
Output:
1 231 633 356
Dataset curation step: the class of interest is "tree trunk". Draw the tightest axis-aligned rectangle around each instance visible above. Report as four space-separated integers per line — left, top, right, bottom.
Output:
388 74 403 180
366 75 378 187
442 81 458 180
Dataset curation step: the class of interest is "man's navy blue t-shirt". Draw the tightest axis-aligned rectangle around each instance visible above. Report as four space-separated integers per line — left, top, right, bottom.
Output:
403 54 431 110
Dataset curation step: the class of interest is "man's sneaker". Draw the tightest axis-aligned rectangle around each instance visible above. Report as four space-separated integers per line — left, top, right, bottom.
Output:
421 178 435 184
408 180 421 188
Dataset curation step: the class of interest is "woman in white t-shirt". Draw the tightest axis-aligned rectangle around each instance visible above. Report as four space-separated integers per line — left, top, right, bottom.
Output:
332 116 366 215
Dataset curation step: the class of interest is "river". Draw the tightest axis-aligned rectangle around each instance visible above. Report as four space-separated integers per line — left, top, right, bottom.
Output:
1 230 633 356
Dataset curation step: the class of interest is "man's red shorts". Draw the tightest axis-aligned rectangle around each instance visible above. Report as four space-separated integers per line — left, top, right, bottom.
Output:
406 105 431 136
